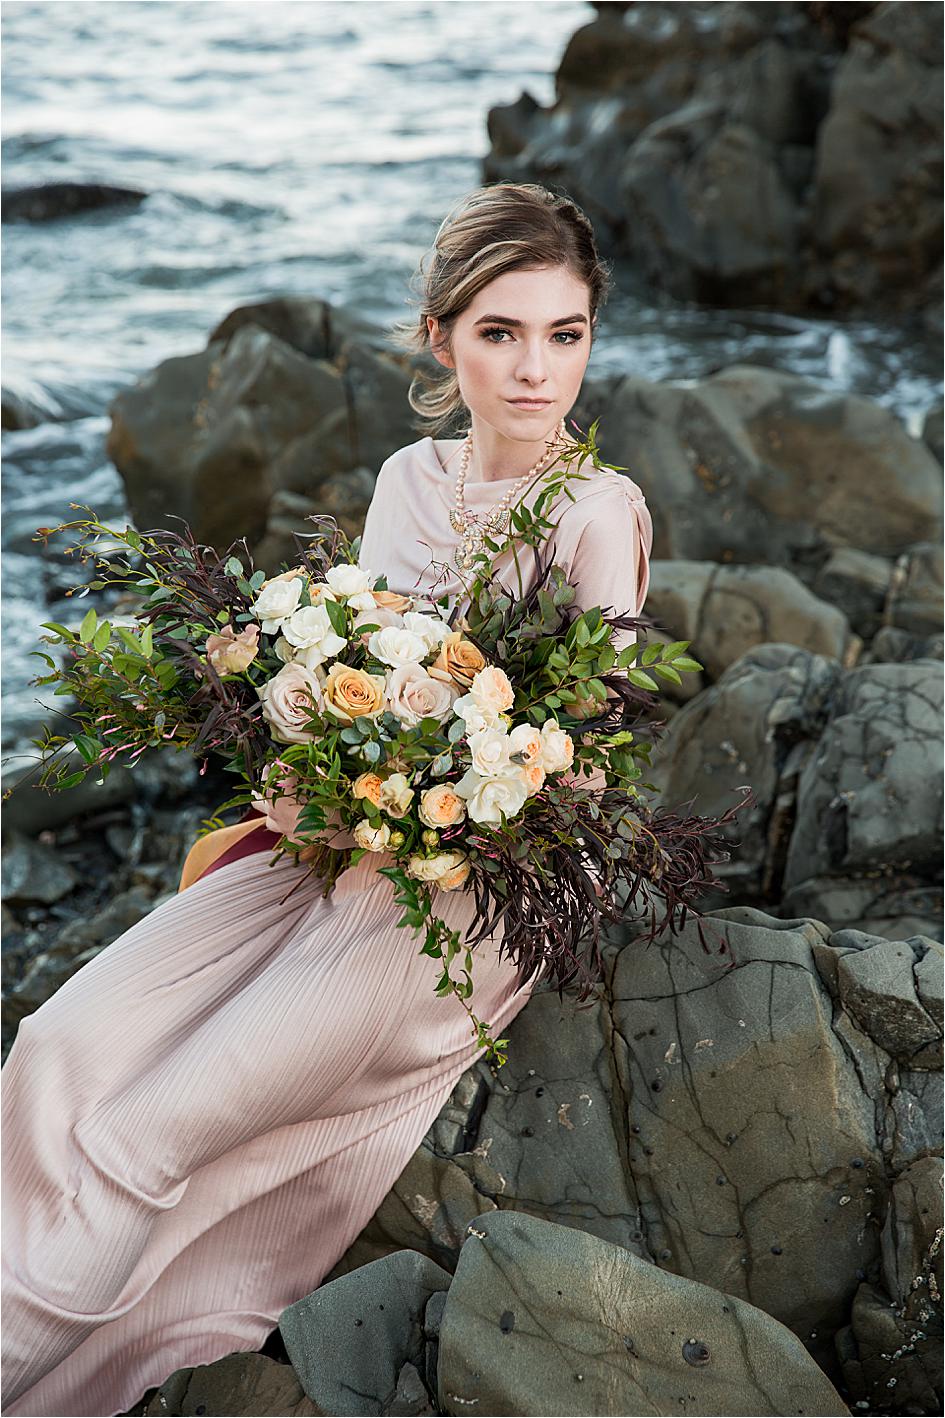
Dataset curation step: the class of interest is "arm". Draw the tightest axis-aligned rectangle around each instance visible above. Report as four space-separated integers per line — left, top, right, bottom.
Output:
559 479 653 793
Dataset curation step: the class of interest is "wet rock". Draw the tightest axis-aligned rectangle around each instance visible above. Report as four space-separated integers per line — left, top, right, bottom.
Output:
485 1 942 317
2 181 147 223
126 1350 324 1415
280 1250 449 1416
437 1210 850 1416
1 831 78 905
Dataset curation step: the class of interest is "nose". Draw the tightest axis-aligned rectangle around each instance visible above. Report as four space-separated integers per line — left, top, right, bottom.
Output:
514 338 549 387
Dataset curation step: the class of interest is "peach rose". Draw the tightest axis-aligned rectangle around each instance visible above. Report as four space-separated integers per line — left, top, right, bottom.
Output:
406 849 471 891
322 664 386 723
352 771 384 807
372 589 413 613
260 566 309 589
418 784 467 830
521 760 546 795
507 723 543 766
469 665 515 717
429 632 486 690
257 663 324 743
205 622 260 675
539 719 575 773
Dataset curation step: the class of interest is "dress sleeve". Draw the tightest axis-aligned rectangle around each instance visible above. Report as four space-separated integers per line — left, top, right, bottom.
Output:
566 479 653 657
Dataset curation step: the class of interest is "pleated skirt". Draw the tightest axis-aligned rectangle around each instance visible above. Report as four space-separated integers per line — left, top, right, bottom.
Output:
1 843 540 1416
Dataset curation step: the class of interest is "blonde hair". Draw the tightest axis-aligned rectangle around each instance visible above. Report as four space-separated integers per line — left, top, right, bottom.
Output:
392 182 612 436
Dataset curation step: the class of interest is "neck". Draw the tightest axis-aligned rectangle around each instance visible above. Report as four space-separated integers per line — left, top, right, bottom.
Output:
465 412 567 484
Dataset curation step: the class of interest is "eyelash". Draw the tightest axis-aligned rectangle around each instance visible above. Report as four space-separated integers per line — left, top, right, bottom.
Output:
479 326 583 345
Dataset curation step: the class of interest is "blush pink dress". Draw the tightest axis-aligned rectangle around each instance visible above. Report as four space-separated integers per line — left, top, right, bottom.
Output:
0 435 652 1417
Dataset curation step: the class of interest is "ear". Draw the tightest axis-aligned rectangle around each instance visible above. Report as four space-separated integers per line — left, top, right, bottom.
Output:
427 315 454 370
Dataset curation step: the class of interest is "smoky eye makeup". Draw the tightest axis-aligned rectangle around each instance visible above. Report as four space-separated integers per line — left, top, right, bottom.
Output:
478 325 584 344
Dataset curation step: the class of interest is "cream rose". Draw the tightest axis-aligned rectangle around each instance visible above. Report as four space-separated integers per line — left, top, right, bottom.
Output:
406 849 471 891
402 611 452 654
451 692 505 735
507 723 544 766
418 784 467 830
325 563 374 599
205 621 260 674
352 771 384 807
280 604 348 666
257 663 324 744
352 606 404 647
322 664 386 723
468 726 513 778
260 566 309 588
377 772 414 819
250 577 304 635
454 766 528 826
521 760 546 795
368 625 428 668
353 818 393 852
539 719 575 774
469 665 515 716
429 632 487 690
386 664 457 727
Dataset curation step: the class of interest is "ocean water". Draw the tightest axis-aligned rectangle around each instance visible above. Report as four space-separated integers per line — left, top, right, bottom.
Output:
1 0 940 751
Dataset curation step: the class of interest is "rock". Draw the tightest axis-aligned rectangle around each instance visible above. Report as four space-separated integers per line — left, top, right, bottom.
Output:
485 1 942 317
922 403 943 464
2 182 147 223
879 1154 945 1316
645 560 854 701
280 1250 450 1417
437 1210 851 1416
323 1142 496 1282
128 1351 324 1415
885 543 944 637
252 473 377 573
107 299 418 555
3 886 156 1031
1 757 135 836
835 1279 941 1415
833 935 941 1063
385 1362 435 1417
813 2 943 310
813 547 892 643
1 831 78 905
783 658 943 899
575 364 942 581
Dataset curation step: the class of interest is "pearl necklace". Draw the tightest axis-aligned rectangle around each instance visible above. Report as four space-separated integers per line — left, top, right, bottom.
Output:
448 417 567 571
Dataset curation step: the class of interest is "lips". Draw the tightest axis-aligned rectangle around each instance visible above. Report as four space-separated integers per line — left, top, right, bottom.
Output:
507 398 552 408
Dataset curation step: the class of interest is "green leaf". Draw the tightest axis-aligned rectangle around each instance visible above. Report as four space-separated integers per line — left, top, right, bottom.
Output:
140 624 154 659
325 597 348 638
78 608 98 644
651 663 683 685
92 621 111 653
40 621 77 640
73 734 101 764
673 656 704 673
224 556 244 576
627 668 660 691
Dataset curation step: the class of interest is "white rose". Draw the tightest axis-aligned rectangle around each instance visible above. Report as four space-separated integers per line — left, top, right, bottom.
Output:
539 719 575 774
368 625 428 668
377 772 415 819
257 663 324 744
353 818 392 853
280 604 348 668
250 577 304 635
386 663 458 727
469 665 515 716
452 692 504 734
401 611 452 653
454 766 528 826
468 726 513 778
325 564 373 598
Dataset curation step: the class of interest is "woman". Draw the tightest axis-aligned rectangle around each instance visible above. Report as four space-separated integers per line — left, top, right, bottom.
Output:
1 182 653 1417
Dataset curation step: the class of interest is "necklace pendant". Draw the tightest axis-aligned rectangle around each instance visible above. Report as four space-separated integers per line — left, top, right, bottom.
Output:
449 509 466 533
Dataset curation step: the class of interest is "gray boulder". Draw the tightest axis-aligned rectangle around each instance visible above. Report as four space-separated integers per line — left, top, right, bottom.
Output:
438 1210 850 1416
280 1250 450 1416
125 1351 323 1415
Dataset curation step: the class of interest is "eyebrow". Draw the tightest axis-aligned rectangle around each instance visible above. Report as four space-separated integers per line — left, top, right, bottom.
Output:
473 313 588 328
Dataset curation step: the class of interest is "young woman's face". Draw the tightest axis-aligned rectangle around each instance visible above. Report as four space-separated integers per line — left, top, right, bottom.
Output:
427 264 593 441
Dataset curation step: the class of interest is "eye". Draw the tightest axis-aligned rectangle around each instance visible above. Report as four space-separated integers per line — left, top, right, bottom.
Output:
478 326 584 345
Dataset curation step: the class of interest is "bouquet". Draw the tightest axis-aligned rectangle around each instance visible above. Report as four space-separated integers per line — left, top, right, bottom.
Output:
15 422 753 1064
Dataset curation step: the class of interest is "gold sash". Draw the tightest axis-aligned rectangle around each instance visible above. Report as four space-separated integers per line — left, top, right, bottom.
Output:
177 819 267 893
